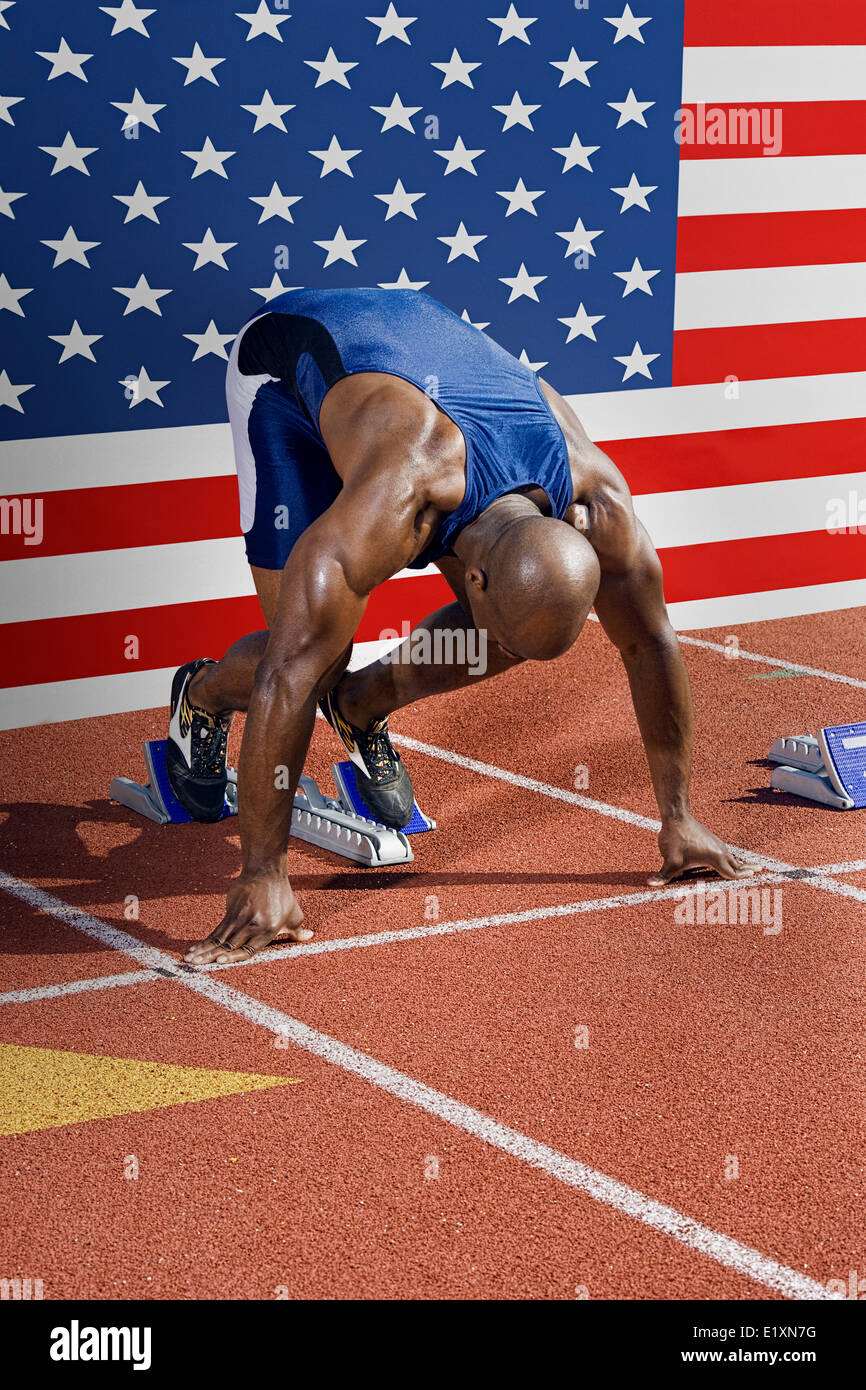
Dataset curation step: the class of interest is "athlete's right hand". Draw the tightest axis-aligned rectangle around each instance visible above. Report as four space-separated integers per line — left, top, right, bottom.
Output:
184 872 312 966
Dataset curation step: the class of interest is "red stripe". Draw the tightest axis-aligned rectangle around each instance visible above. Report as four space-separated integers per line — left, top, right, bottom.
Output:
1 532 862 688
360 573 453 641
684 0 866 45
672 318 866 387
0 574 454 690
675 209 866 273
677 103 866 159
660 529 866 604
0 476 240 563
603 419 866 496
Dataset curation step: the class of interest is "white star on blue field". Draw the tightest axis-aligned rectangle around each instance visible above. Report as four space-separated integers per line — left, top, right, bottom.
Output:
0 1 684 437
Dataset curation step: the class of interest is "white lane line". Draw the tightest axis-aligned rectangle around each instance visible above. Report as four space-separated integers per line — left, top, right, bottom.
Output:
0 868 823 991
390 732 663 832
0 868 841 1301
387 733 866 905
0 969 160 1006
675 634 866 690
808 860 866 876
588 609 866 689
1 866 841 995
0 875 796 996
4 735 857 1001
208 875 787 971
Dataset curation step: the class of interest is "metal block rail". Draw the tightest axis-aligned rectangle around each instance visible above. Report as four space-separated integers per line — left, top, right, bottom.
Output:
767 723 866 811
292 772 417 867
109 742 435 867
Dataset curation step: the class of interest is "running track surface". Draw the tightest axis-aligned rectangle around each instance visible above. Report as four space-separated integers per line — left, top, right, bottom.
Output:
0 609 863 1301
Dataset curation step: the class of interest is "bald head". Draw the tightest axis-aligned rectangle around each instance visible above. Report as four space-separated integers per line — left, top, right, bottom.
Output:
455 496 601 661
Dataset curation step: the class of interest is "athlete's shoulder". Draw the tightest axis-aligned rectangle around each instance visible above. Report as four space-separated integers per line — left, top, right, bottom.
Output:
321 373 465 487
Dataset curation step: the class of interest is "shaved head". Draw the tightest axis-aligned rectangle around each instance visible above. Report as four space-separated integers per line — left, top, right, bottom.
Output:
454 494 601 661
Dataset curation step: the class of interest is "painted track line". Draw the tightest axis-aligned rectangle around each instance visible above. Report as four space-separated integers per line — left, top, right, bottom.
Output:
389 733 866 906
0 876 790 996
208 875 788 971
808 859 866 876
675 634 866 690
0 868 841 997
0 868 840 1301
0 969 159 1006
585 611 866 692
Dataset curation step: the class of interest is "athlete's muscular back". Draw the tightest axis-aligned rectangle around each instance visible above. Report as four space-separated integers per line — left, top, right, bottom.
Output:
319 367 643 583
319 371 467 568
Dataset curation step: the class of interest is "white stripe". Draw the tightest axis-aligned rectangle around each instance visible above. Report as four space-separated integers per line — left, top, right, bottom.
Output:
0 537 254 625
0 970 159 1006
0 638 403 731
682 47 866 103
0 868 842 1301
2 588 864 733
667 579 866 633
676 633 866 689
0 666 181 732
0 544 437 626
678 154 866 217
2 371 862 501
9 465 860 626
209 876 787 970
567 371 866 442
674 263 866 331
0 423 236 496
10 461 856 631
635 472 866 549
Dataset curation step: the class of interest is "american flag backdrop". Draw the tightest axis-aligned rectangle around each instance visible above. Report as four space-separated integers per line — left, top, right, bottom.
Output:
0 0 864 729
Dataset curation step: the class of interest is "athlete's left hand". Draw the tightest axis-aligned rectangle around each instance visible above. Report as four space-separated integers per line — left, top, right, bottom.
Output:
649 814 753 885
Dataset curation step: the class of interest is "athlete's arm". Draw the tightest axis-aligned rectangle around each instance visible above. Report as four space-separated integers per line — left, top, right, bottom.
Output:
579 447 750 884
185 450 435 966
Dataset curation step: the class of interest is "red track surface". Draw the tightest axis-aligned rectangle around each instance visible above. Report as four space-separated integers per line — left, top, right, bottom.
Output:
0 610 864 1300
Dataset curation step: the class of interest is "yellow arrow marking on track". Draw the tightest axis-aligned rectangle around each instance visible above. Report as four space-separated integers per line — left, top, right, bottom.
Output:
0 1044 300 1136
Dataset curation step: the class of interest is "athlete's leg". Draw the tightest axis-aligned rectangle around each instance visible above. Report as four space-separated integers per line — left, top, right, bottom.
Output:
336 560 524 729
166 370 344 819
189 570 352 715
187 570 274 716
184 364 347 717
337 602 523 728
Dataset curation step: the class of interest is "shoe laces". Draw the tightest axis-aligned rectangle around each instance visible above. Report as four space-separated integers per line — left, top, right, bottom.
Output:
195 711 229 774
366 720 395 780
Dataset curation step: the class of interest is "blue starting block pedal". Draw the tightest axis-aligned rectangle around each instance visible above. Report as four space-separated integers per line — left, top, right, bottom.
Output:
332 760 435 836
109 742 435 867
109 740 235 824
768 722 866 811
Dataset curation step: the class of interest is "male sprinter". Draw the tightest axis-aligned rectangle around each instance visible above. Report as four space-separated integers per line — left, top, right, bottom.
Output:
173 287 748 966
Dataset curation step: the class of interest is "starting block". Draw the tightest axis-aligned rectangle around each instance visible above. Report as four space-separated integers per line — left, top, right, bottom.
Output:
109 740 435 867
768 723 866 810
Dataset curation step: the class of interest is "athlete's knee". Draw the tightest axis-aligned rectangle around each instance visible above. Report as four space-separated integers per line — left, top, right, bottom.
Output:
314 642 353 699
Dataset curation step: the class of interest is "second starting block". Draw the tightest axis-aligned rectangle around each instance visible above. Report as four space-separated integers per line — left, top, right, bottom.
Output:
768 722 866 810
109 740 435 867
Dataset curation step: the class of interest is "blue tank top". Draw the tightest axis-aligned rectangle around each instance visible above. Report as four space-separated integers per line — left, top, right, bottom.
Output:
238 287 573 568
